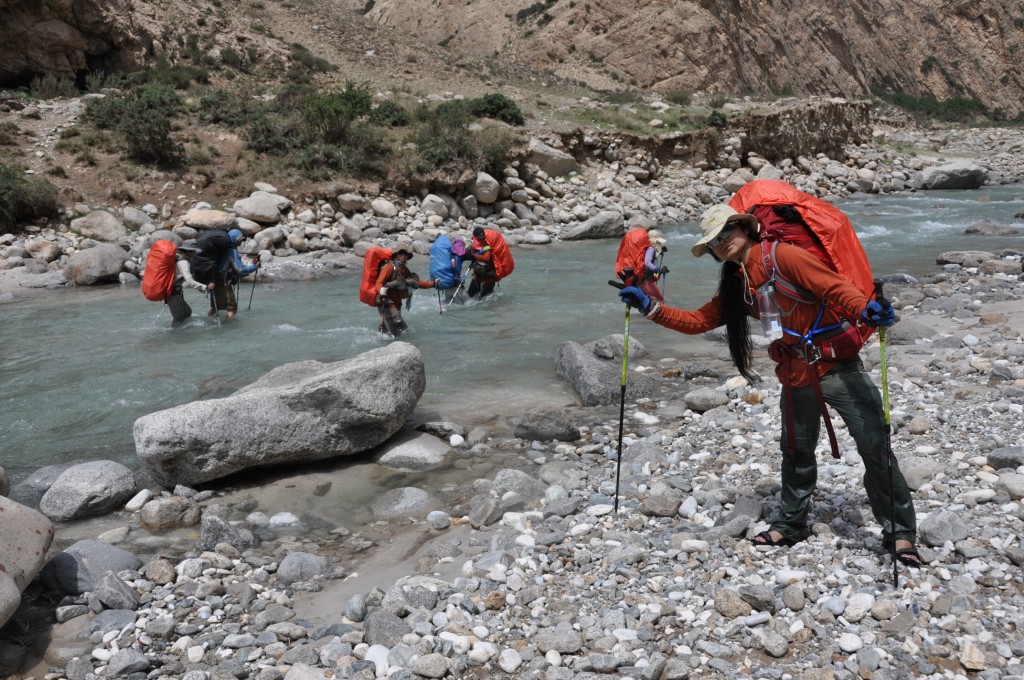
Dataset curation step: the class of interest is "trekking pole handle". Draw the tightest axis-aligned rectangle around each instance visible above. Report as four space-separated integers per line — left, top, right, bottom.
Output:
608 280 625 290
873 278 888 307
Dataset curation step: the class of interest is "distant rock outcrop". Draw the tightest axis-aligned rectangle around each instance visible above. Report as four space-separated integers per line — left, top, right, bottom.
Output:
0 0 150 84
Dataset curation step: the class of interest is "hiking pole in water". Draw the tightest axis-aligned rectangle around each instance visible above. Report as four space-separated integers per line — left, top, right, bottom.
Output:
608 279 631 513
247 265 259 311
448 271 468 309
874 279 898 587
210 288 221 327
436 287 443 316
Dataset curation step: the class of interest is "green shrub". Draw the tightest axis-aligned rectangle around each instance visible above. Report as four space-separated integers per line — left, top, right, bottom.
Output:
0 163 58 230
197 88 256 127
220 48 244 70
30 73 78 100
302 82 373 145
0 122 19 146
245 111 293 155
880 92 987 123
708 93 728 110
415 101 476 169
83 85 185 167
704 110 728 128
370 100 411 127
663 89 692 106
290 44 336 74
467 93 525 125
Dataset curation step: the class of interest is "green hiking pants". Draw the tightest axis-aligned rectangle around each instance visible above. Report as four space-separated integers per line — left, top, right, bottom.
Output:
771 358 917 545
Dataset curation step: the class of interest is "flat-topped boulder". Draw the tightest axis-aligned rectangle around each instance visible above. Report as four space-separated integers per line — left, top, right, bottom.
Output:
134 342 426 486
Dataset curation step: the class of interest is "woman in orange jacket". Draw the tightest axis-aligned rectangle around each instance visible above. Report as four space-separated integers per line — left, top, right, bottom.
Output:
616 204 919 567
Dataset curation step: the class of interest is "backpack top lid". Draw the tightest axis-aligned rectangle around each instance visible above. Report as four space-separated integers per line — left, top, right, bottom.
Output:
728 179 874 298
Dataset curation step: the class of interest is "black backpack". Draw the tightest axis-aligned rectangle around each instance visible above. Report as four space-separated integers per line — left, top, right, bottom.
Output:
189 230 232 285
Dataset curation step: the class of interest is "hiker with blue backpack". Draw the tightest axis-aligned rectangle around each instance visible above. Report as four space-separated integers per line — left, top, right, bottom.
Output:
429 235 469 305
615 197 920 570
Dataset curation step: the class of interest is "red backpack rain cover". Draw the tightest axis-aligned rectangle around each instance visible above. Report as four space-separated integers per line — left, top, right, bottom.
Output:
359 247 393 306
728 179 876 339
142 240 178 302
484 230 514 280
614 228 652 286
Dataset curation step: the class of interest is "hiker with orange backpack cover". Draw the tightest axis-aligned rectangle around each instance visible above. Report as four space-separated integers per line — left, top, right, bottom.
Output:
375 248 436 336
614 200 919 570
168 240 212 324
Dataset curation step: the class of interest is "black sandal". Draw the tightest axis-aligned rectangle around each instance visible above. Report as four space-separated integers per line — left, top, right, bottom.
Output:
894 545 922 568
752 530 797 547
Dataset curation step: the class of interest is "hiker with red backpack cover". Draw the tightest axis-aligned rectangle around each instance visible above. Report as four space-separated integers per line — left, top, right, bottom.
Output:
613 192 919 570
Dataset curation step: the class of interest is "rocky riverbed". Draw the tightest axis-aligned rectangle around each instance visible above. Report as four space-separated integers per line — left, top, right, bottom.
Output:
3 111 1024 679
3 243 1024 680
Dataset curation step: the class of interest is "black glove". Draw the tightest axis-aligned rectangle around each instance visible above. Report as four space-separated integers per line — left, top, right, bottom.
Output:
862 299 895 327
405 278 420 290
658 266 670 275
617 286 652 314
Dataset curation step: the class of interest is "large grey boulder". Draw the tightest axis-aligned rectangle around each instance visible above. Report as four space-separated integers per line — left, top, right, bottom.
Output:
134 343 426 486
561 211 625 240
912 162 988 190
528 138 579 176
277 552 330 584
184 209 237 230
234 193 283 224
64 244 129 285
70 211 127 242
469 172 500 204
0 497 54 628
9 460 87 509
554 341 655 406
883 319 938 345
370 487 434 519
39 460 136 521
40 539 143 595
372 430 452 471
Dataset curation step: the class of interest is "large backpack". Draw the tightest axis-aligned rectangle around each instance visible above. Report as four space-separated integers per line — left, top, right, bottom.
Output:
614 227 652 286
142 240 178 302
359 247 393 306
189 230 232 285
484 229 514 280
730 180 877 461
728 179 877 345
429 235 462 288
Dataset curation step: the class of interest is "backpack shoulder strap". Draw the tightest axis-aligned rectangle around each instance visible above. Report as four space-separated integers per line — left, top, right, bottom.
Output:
764 241 816 305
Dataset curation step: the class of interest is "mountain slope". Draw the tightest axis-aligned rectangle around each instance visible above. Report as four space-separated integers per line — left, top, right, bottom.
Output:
362 0 1024 117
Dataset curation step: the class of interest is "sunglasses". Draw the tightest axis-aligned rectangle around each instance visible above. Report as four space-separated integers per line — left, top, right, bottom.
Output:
707 224 738 249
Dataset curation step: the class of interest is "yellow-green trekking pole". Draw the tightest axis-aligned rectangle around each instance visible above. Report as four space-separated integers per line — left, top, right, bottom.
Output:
874 279 898 587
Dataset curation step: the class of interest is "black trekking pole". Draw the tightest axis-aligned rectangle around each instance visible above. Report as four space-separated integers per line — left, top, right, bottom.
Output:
210 288 221 327
436 287 443 316
657 246 668 297
608 279 631 513
247 265 259 311
874 279 898 588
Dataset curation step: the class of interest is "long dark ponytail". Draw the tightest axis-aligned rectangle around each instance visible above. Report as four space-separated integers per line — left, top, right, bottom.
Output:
716 224 760 382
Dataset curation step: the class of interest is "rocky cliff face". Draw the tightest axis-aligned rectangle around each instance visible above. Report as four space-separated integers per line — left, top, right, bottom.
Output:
363 0 1024 118
0 0 150 84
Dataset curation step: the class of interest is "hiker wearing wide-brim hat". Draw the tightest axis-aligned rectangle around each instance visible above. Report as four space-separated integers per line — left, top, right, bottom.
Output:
375 247 436 337
464 226 500 299
166 239 210 326
611 200 918 567
638 229 670 302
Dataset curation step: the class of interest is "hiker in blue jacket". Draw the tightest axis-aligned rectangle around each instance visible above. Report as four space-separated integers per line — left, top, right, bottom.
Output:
210 228 259 319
